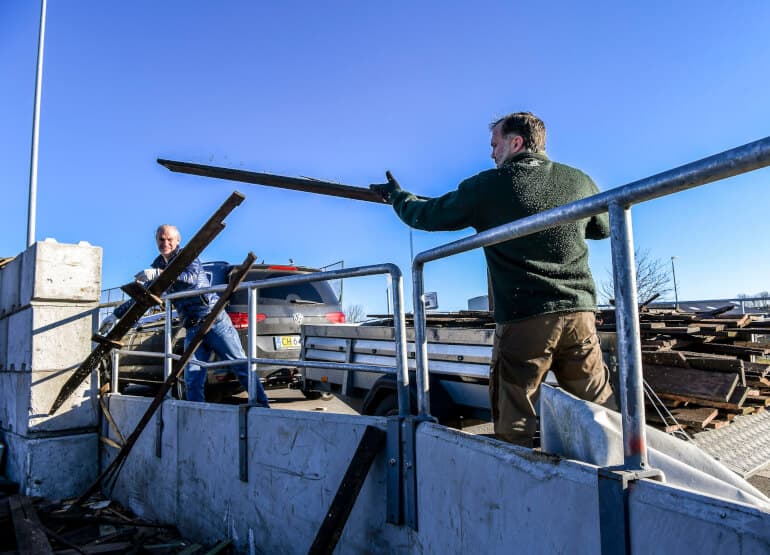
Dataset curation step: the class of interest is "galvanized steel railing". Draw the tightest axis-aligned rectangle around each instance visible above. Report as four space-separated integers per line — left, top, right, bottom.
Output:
410 137 770 472
110 264 411 416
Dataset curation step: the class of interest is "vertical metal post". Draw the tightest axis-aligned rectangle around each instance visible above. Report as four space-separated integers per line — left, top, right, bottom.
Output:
164 302 173 392
608 202 649 471
110 350 120 395
247 286 258 404
27 0 47 247
390 269 410 416
412 263 430 417
670 256 679 310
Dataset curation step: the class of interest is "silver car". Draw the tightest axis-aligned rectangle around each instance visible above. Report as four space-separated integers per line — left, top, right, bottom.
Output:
110 262 345 401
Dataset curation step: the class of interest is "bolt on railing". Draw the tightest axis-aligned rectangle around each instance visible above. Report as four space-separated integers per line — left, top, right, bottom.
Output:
410 136 770 471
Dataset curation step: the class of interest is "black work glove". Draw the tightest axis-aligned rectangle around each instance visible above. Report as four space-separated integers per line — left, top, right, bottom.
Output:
369 170 402 203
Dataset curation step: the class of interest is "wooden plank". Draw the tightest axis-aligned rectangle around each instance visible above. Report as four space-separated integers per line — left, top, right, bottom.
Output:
641 351 688 368
308 425 386 555
8 495 53 555
684 342 765 360
641 326 701 335
72 252 257 507
744 362 770 378
639 322 666 329
657 386 750 411
643 365 739 402
48 191 246 414
668 407 719 429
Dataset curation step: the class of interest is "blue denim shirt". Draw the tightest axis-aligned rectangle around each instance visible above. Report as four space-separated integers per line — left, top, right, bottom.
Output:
114 248 219 326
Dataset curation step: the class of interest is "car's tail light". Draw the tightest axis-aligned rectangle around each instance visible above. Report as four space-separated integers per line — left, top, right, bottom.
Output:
325 312 346 324
228 312 266 329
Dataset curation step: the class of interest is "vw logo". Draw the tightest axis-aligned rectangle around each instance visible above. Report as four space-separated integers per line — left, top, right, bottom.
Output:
292 312 304 325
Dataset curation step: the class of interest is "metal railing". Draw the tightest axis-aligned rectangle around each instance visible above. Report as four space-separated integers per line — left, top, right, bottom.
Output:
110 264 411 416
410 136 770 472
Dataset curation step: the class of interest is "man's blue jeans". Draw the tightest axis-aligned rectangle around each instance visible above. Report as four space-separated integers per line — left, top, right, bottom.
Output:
184 313 270 406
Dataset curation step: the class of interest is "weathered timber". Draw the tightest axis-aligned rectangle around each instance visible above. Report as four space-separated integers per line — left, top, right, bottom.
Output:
683 342 766 360
642 350 688 368
72 252 257 507
309 425 387 555
668 407 719 429
643 365 739 402
48 191 245 415
9 495 53 555
157 158 430 204
695 305 736 318
657 390 749 411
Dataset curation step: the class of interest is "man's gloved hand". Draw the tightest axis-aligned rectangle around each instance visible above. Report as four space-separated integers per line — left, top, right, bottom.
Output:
369 170 402 203
134 268 161 282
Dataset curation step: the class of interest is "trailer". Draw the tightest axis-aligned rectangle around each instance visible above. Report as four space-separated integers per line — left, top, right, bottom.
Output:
299 315 619 425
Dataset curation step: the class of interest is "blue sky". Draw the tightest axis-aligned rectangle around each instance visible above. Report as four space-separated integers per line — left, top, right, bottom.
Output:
2 1 770 316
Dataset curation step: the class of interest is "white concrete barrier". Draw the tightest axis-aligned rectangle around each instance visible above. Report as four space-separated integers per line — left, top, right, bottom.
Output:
0 240 101 499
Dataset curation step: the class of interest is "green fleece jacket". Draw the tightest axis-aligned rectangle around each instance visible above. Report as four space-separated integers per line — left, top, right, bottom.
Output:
391 151 609 323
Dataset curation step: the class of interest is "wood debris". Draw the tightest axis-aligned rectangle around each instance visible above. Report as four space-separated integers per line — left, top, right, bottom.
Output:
598 307 770 433
0 493 232 555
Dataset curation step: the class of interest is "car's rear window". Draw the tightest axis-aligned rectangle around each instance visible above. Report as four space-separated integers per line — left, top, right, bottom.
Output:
230 271 339 306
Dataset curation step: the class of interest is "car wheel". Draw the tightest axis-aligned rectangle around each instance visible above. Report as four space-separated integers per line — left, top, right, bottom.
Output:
301 388 334 401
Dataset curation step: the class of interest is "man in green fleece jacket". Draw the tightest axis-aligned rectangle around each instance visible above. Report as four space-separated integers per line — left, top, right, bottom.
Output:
370 111 616 447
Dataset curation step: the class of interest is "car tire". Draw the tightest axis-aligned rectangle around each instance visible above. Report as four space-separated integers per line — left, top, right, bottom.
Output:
301 388 334 401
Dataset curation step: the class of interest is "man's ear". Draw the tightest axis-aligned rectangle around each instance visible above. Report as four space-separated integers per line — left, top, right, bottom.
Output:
511 135 524 153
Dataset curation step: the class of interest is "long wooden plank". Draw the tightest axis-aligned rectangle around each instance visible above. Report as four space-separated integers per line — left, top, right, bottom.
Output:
48 191 245 415
9 495 53 555
643 365 738 402
657 386 750 411
71 252 257 507
158 158 429 204
308 425 386 555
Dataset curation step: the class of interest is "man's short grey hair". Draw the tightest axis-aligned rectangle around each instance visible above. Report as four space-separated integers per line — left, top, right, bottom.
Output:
490 112 546 153
155 224 181 241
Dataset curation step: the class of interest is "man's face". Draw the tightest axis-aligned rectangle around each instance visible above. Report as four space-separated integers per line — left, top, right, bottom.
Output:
490 124 523 168
156 227 180 257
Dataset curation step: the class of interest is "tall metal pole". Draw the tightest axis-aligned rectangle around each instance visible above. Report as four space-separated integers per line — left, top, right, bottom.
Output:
27 0 48 247
670 256 679 310
609 202 649 471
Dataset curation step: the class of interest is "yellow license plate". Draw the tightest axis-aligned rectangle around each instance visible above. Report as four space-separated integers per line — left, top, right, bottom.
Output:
274 335 300 350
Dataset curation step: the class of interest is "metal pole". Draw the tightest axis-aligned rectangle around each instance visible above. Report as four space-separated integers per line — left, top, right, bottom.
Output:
164 302 173 397
609 202 649 471
247 286 258 403
389 269 410 416
110 350 120 395
670 256 679 310
412 262 430 416
27 0 48 247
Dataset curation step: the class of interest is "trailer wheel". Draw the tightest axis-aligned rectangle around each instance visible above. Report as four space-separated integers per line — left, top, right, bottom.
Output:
372 394 399 417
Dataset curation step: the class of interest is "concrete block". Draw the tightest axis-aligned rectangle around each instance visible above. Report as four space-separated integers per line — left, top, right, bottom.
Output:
0 255 21 316
0 368 97 435
6 303 96 371
2 429 98 499
21 239 102 305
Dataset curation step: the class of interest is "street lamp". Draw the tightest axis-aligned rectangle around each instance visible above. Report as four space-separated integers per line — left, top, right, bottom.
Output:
670 256 679 311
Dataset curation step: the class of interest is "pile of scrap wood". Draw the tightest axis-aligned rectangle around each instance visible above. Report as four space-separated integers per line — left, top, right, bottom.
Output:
598 305 770 433
0 492 231 555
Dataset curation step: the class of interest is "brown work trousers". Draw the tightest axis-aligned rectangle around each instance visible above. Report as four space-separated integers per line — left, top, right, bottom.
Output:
489 311 616 447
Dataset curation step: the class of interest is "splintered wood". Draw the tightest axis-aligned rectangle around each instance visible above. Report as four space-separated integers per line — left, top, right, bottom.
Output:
598 307 770 432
